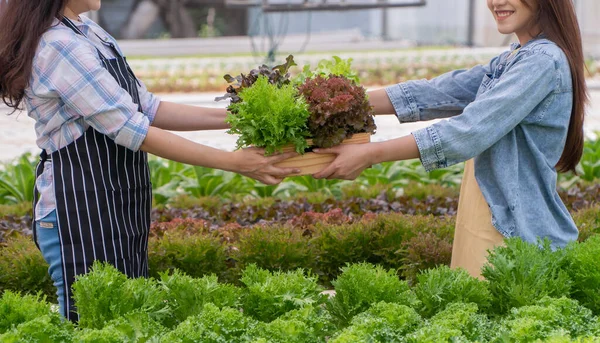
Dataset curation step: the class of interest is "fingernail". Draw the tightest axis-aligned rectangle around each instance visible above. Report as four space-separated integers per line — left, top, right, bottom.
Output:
293 169 301 173
313 149 320 153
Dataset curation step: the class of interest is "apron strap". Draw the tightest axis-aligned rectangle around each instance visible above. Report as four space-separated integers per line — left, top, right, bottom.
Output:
60 16 142 87
31 150 49 250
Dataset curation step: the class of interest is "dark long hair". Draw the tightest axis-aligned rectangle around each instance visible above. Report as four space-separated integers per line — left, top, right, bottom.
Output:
523 0 588 173
0 0 67 112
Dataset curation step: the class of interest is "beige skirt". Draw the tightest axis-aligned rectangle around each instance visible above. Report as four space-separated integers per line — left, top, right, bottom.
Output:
451 159 505 279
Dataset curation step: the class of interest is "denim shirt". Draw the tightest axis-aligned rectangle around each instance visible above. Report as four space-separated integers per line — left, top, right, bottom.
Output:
385 38 578 247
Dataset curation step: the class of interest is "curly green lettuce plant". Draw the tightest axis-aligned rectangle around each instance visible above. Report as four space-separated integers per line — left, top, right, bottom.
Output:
225 76 311 155
294 55 360 85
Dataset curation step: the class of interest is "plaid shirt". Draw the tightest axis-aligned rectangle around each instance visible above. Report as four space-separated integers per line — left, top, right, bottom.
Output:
25 17 160 220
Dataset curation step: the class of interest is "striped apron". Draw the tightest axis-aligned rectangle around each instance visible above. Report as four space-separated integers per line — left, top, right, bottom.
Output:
32 17 152 322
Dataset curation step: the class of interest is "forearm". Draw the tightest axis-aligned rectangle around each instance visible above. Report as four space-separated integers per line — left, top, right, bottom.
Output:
312 133 421 180
367 88 396 115
369 134 421 165
382 64 494 123
140 126 235 171
151 101 230 131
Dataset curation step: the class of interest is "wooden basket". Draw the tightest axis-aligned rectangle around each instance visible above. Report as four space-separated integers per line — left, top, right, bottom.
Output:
274 132 371 176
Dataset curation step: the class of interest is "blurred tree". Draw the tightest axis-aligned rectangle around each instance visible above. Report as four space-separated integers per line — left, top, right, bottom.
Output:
152 0 198 38
120 0 159 39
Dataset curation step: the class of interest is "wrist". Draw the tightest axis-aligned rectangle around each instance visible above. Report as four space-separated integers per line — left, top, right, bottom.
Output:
218 151 238 172
199 147 237 172
367 142 385 165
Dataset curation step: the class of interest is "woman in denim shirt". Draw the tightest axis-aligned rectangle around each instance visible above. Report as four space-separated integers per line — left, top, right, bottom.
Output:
314 0 588 277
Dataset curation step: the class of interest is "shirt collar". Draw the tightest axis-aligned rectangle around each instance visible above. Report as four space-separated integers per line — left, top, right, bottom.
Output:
510 32 547 51
53 16 92 36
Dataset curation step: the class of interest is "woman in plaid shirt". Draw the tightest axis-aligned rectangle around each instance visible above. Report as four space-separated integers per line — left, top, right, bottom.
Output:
0 0 299 321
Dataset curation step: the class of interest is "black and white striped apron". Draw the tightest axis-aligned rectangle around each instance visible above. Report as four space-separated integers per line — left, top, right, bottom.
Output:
32 17 152 322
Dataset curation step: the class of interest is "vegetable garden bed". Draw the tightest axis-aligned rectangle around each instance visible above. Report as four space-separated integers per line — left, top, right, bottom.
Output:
0 130 598 342
2 235 600 342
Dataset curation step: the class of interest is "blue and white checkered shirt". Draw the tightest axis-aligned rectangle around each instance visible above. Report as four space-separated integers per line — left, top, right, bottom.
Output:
25 16 160 220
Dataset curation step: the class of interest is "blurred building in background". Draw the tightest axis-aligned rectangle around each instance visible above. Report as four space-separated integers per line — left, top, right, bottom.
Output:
96 0 599 56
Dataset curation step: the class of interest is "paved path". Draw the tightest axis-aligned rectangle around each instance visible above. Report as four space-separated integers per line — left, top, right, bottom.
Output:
1 88 599 163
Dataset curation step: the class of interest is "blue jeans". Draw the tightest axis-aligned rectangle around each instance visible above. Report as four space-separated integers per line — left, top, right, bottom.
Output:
35 210 65 317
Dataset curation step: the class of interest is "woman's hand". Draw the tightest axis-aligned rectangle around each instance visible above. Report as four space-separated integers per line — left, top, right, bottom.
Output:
312 135 421 180
312 143 375 180
230 147 301 185
141 127 299 184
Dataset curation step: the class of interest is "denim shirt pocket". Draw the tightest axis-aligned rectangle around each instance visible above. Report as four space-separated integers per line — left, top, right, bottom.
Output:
478 59 510 96
477 73 494 96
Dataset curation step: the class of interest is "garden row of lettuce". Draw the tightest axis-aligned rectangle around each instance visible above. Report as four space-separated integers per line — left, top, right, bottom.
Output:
1 207 599 304
131 52 600 94
1 180 598 245
1 132 598 206
2 235 600 342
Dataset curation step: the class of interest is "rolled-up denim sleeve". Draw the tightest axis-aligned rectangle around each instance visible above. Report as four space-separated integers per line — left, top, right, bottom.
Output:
412 51 557 172
385 54 503 123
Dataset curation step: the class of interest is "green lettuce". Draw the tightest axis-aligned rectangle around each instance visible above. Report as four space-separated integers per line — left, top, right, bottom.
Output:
327 263 420 328
414 265 492 318
240 264 325 323
294 56 360 85
226 76 311 155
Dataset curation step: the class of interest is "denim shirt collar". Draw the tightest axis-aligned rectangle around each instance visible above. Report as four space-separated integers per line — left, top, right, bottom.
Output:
510 33 548 51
